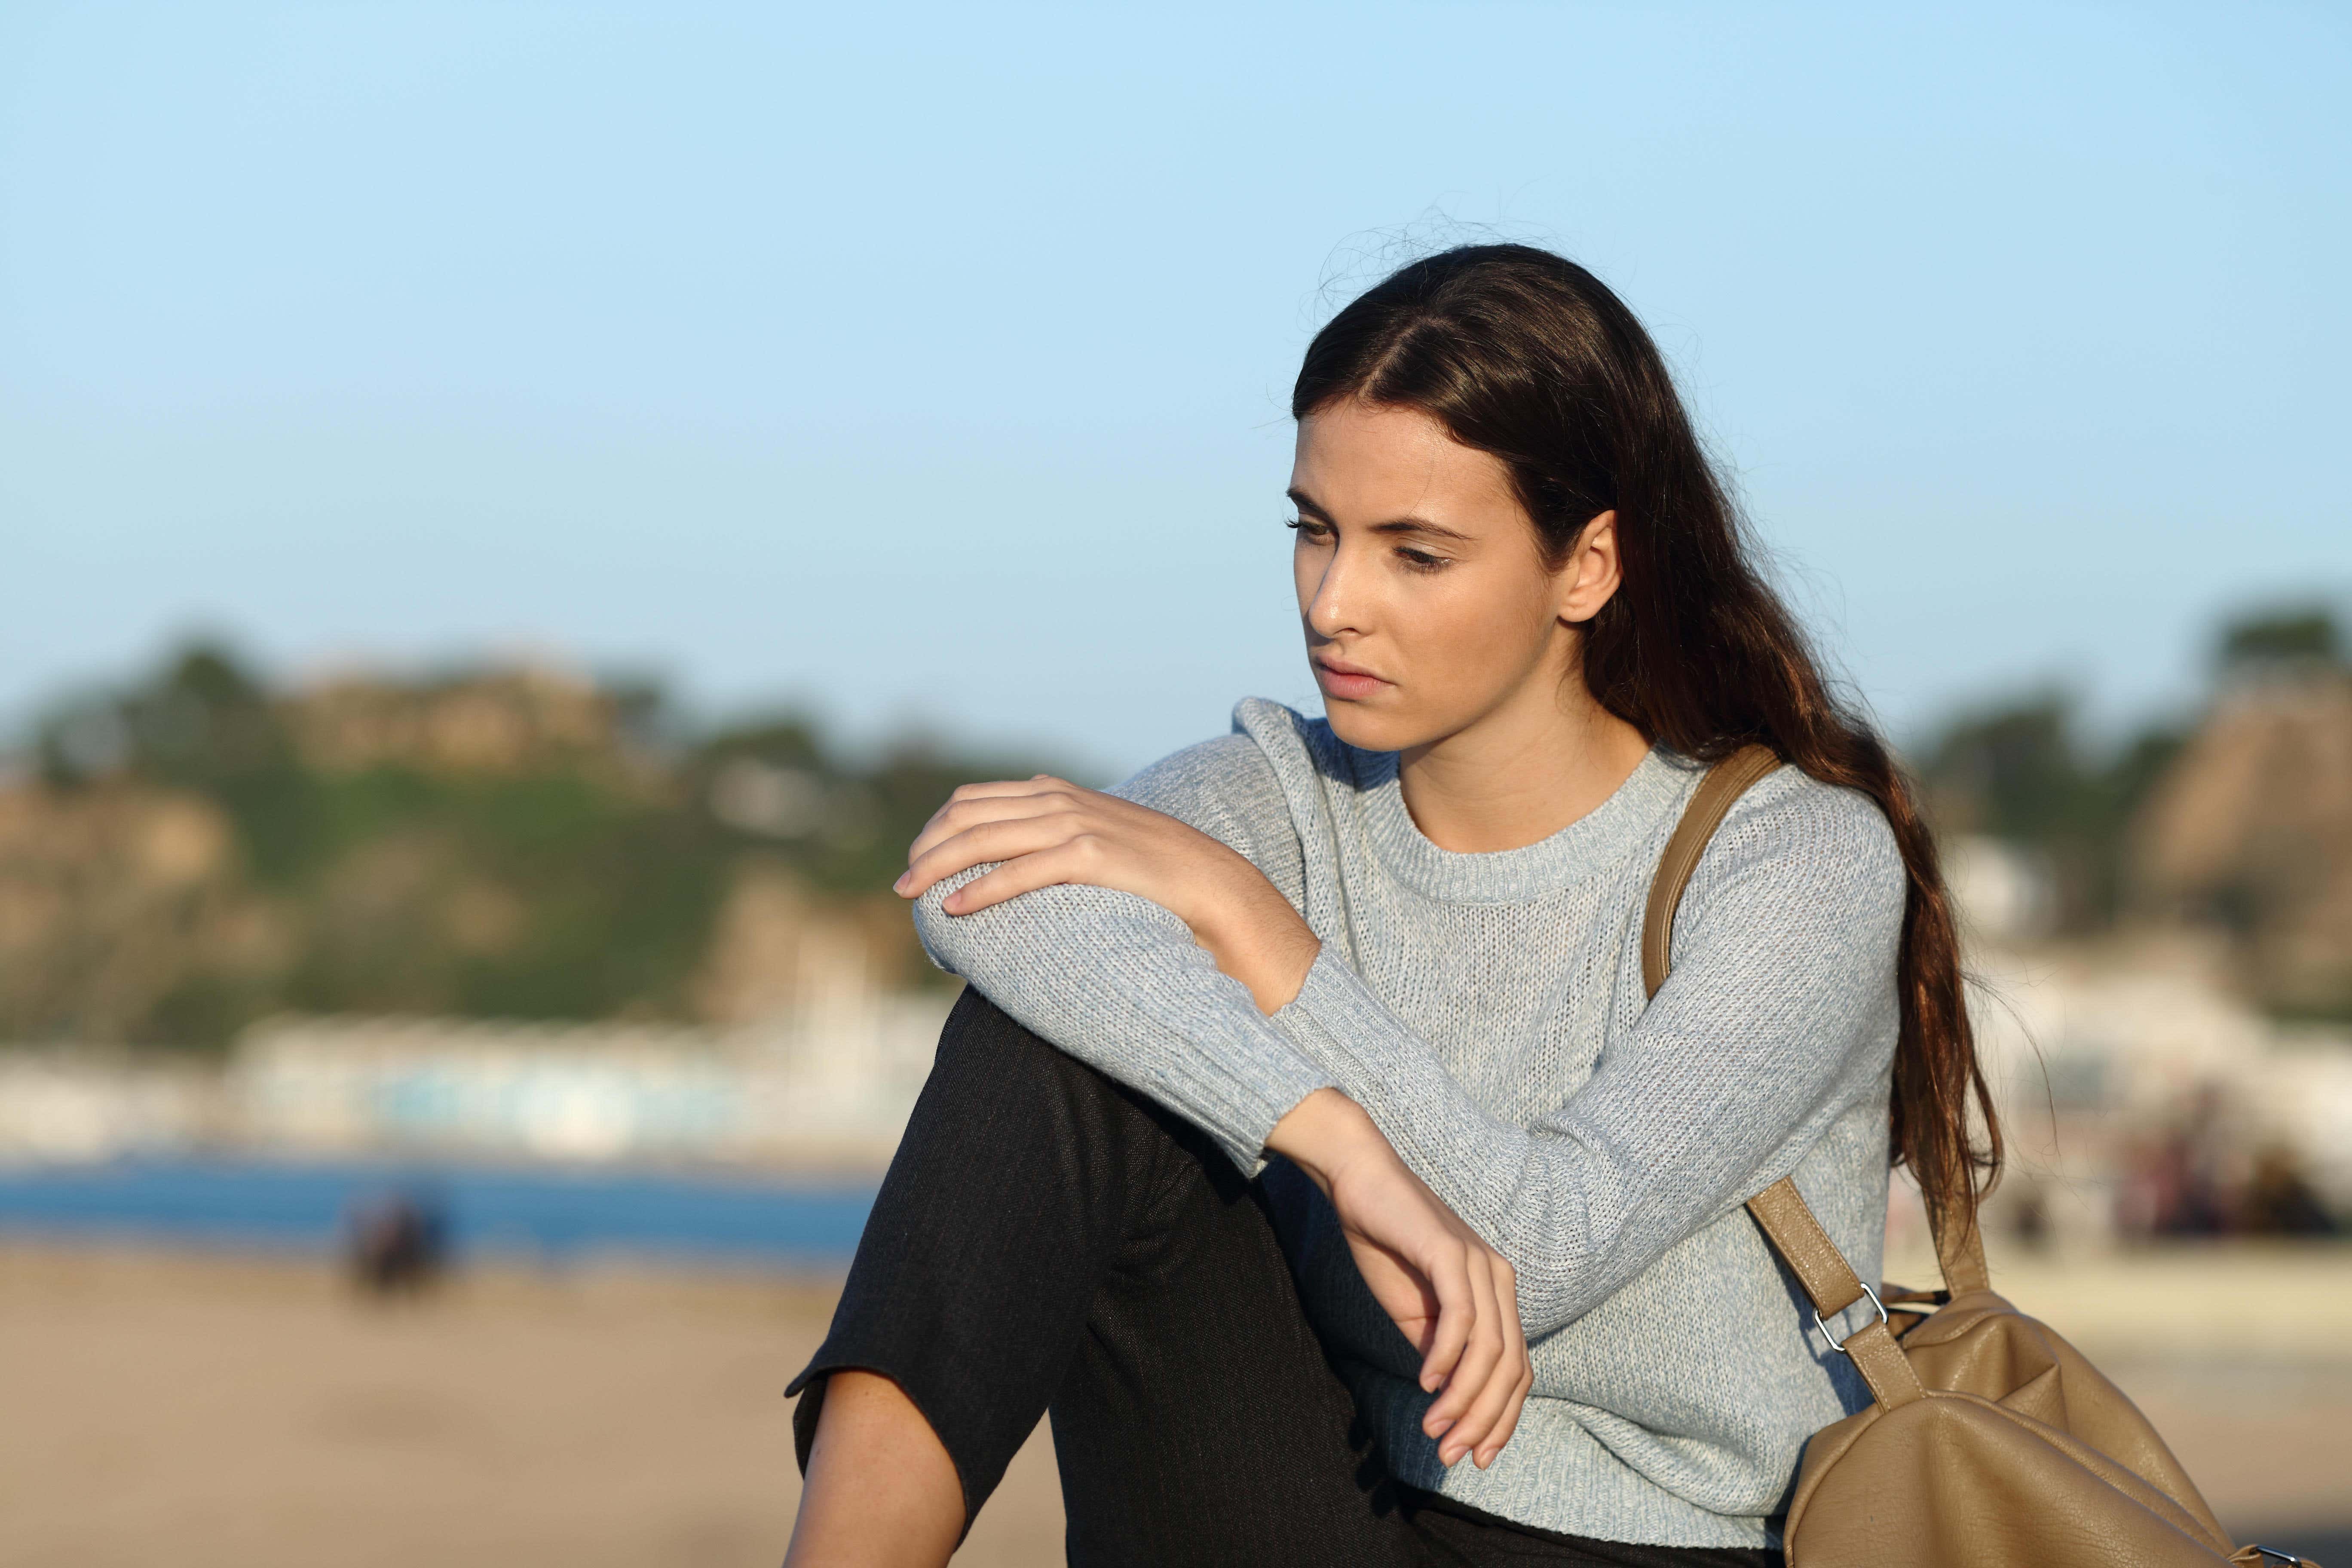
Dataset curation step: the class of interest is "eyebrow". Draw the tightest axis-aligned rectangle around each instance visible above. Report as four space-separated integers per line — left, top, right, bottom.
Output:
1286 488 1475 543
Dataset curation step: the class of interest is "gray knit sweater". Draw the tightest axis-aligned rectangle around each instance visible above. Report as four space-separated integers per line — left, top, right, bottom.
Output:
914 699 1902 1548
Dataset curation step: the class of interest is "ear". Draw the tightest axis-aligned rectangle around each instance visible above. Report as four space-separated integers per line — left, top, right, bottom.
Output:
1556 509 1623 624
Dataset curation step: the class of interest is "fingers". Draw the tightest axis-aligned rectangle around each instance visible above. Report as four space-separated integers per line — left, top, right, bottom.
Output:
899 815 1097 902
1485 1364 1536 1470
907 784 1076 866
926 843 1100 916
1476 1257 1533 1467
1453 1260 1528 1468
1413 1245 1531 1470
928 775 1071 802
1415 1239 1476 1408
1424 1244 1505 1465
1447 1347 1513 1469
900 796 1087 896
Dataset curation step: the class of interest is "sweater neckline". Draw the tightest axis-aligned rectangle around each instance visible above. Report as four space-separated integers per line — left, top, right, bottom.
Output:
1351 742 1698 903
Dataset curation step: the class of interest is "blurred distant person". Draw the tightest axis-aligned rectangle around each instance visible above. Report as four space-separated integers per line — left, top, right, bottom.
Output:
784 246 2002 1566
2118 1088 2239 1239
2008 1180 2052 1252
2240 1145 2337 1236
347 1188 450 1296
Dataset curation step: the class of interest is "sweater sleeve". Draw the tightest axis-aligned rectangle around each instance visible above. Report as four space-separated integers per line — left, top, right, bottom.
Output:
910 734 1332 1176
1267 778 1906 1337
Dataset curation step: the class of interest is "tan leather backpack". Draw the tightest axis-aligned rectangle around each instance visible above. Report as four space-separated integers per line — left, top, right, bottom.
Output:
1646 746 2321 1568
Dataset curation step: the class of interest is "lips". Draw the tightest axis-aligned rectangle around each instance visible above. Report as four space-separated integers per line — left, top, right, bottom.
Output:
1312 657 1391 701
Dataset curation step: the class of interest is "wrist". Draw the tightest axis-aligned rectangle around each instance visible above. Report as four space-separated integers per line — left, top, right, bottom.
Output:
1265 1087 1387 1196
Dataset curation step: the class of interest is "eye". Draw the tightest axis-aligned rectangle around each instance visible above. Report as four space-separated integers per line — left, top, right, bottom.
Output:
1395 546 1449 574
1285 516 1333 541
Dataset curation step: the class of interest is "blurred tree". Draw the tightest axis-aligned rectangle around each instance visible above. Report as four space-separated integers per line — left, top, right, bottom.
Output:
2216 603 2343 674
37 640 331 885
1918 693 2182 931
1922 695 2089 842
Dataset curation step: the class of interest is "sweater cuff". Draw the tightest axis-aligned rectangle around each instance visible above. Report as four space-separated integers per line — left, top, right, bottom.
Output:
1268 946 1397 1091
1199 1036 1337 1179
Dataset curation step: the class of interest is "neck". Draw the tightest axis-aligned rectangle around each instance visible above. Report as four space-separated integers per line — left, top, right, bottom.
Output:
1396 672 1651 854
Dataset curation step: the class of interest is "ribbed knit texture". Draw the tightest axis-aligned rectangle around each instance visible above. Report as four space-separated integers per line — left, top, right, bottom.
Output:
913 698 1904 1548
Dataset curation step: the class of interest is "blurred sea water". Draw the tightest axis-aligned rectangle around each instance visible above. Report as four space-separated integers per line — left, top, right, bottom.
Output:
0 1155 876 1267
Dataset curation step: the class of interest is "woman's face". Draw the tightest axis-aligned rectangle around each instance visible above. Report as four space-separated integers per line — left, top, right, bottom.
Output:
1288 399 1617 756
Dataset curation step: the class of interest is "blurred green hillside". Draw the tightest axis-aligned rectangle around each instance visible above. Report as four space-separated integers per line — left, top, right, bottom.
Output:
0 644 1071 1050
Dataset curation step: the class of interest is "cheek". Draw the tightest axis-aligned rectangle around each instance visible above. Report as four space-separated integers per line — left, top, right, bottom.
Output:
1409 572 1557 692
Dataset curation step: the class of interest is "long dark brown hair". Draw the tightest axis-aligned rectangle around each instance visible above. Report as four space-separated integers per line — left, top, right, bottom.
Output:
1294 243 2000 1239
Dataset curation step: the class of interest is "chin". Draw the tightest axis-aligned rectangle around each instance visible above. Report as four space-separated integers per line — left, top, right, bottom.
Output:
1320 701 1433 756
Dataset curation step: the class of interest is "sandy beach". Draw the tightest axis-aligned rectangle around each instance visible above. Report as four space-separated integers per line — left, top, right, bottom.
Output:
4 1240 2346 1567
0 1243 1061 1568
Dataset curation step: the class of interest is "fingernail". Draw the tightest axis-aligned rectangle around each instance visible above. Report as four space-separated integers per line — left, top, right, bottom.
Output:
1426 1418 1452 1439
892 873 910 894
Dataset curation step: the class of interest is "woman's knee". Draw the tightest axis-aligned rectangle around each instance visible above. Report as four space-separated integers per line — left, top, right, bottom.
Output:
924 989 1145 1134
930 987 1065 1082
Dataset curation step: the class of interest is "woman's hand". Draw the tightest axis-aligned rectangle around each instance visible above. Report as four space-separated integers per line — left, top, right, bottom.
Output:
1269 1090 1534 1470
896 777 1319 1014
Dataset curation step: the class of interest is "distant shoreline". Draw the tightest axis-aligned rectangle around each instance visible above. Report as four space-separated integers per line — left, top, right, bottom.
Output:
0 1151 878 1269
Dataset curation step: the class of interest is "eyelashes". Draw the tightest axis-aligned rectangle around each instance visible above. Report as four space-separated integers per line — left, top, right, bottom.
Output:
1286 517 1452 574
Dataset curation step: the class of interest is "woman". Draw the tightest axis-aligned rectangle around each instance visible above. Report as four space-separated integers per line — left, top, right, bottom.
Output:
782 244 1999 1566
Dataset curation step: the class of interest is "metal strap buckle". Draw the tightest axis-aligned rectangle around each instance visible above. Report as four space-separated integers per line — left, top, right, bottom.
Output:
2248 1549 2304 1566
1813 1280 1889 1358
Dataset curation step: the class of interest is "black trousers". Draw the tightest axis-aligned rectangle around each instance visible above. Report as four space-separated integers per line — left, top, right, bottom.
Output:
789 991 1782 1568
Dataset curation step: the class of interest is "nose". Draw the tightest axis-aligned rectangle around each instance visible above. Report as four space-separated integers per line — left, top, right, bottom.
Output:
1303 542 1363 641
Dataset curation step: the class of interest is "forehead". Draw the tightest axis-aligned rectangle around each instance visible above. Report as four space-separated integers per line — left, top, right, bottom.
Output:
1290 401 1522 524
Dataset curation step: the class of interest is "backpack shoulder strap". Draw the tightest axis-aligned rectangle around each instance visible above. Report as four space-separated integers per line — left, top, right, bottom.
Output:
1640 744 1932 1409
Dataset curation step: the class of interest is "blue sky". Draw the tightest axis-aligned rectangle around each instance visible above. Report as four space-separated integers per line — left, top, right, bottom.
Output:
3 1 2346 776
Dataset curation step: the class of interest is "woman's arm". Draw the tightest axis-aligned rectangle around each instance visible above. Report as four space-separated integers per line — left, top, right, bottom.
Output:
903 770 1320 1014
1268 781 1908 1336
898 737 1326 1179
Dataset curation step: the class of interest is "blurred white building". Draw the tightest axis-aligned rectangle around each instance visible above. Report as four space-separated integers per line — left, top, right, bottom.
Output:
228 990 952 1169
1945 835 2352 1247
0 987 954 1171
0 1053 222 1162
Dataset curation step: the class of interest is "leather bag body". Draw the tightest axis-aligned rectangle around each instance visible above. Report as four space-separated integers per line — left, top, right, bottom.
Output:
1643 747 2319 1568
